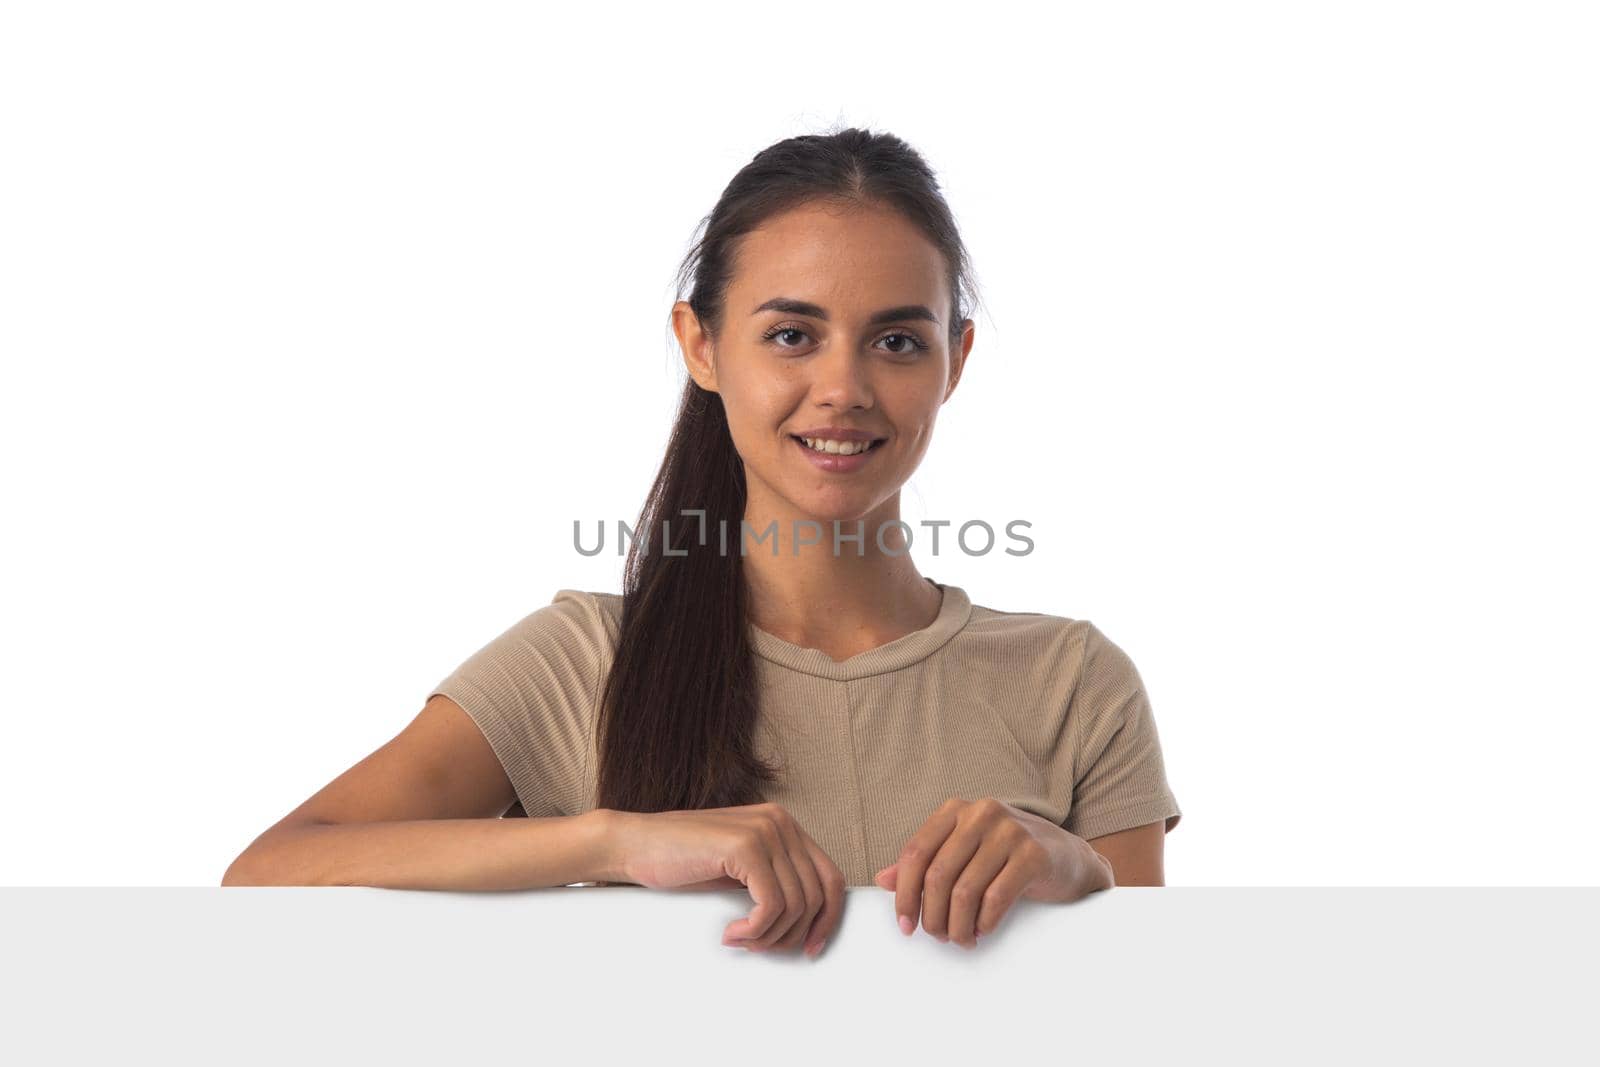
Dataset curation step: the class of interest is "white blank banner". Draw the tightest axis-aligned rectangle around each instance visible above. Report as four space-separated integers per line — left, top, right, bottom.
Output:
3 887 1592 1063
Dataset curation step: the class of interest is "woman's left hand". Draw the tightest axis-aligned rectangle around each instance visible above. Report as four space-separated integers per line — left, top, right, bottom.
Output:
872 796 1106 947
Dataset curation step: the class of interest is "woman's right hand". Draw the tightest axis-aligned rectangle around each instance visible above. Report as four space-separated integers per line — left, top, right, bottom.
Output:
605 802 845 957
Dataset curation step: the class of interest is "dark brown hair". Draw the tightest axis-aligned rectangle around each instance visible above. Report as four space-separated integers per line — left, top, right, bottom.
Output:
594 126 982 815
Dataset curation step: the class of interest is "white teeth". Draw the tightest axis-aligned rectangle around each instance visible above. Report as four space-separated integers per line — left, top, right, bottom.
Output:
800 436 876 455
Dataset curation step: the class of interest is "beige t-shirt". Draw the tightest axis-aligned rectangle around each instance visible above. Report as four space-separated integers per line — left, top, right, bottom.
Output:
428 580 1182 887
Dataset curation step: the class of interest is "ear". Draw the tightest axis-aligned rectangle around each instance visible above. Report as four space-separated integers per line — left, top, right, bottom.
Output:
672 301 719 393
944 317 974 402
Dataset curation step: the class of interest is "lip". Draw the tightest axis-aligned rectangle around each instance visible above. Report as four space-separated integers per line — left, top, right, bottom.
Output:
790 433 886 473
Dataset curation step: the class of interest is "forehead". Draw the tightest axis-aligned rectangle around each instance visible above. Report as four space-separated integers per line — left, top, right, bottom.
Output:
728 201 948 314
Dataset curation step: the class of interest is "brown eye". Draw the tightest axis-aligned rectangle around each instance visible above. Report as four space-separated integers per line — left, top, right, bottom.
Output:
879 331 929 355
761 324 810 349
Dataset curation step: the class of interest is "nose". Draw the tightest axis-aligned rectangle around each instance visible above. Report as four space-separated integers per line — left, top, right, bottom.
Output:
809 342 874 412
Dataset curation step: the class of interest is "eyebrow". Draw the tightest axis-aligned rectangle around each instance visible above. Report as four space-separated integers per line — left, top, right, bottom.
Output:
751 296 941 327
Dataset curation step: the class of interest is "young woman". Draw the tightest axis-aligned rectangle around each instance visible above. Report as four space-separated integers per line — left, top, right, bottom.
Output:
222 127 1182 961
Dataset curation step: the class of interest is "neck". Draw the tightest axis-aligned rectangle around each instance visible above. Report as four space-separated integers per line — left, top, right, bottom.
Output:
736 491 944 659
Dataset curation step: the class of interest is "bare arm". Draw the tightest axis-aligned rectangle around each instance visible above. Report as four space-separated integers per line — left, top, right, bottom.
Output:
221 810 619 890
221 694 621 890
1085 819 1167 887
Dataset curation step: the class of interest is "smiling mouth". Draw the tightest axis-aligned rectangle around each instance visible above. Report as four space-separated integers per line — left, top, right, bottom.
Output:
790 434 887 456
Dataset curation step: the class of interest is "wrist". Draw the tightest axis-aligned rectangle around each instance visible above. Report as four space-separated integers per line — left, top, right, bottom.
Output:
1042 829 1114 900
586 808 636 884
1073 835 1116 893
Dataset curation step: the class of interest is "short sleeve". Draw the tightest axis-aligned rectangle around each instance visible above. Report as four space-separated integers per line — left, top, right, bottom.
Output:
1061 622 1183 841
427 589 609 819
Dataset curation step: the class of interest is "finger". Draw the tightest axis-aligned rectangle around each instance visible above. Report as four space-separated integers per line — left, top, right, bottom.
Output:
918 822 986 942
721 830 787 943
893 801 963 937
727 817 805 950
799 836 847 958
741 821 806 951
945 835 1012 948
974 853 1035 940
873 863 897 891
766 817 825 952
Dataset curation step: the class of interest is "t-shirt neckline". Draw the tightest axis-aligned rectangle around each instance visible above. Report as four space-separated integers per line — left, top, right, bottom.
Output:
747 579 973 681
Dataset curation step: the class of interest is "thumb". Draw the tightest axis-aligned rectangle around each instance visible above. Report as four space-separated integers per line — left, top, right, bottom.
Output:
873 862 899 890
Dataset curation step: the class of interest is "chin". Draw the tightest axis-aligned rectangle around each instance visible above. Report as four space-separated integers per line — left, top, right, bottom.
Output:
789 492 888 525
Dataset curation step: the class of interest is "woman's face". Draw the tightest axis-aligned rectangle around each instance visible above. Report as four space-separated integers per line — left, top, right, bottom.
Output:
675 199 974 527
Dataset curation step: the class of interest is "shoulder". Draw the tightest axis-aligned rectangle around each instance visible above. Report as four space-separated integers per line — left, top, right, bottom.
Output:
442 589 622 671
549 587 622 624
956 596 1143 695
542 588 624 652
960 597 1099 666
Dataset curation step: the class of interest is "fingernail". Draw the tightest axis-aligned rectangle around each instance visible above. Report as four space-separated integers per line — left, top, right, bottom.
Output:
807 938 826 958
898 915 914 936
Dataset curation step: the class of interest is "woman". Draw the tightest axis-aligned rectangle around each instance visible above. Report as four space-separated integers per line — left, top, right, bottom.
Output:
222 127 1182 961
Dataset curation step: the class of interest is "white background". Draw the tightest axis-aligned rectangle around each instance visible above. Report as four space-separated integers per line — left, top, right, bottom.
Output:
2 1 1594 886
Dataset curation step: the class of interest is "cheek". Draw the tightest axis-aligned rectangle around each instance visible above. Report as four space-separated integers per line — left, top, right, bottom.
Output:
717 383 792 461
722 373 799 431
883 391 945 442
